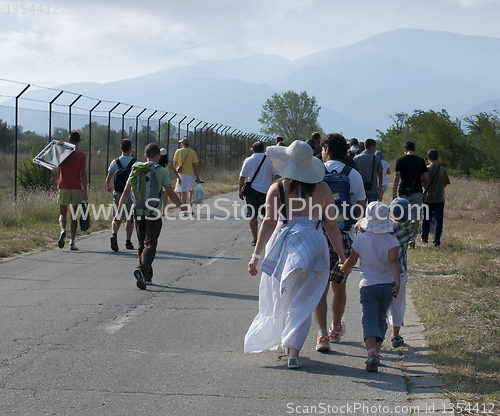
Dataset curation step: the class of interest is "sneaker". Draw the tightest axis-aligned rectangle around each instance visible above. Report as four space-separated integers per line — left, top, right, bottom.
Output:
125 240 135 250
366 354 380 372
58 230 66 249
134 268 146 290
316 335 330 352
70 243 78 251
421 238 428 244
391 335 404 348
329 320 346 343
145 279 152 285
409 240 416 249
110 234 119 252
287 357 302 369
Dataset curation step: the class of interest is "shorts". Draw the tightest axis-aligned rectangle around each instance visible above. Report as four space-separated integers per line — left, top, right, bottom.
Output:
380 184 387 192
400 192 423 220
113 191 134 221
57 188 83 206
176 174 195 192
328 231 353 284
386 272 408 327
245 188 267 219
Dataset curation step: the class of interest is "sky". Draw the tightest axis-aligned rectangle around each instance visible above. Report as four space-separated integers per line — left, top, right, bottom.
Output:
1 0 500 88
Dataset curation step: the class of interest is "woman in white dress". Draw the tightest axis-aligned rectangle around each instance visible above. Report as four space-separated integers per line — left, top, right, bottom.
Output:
245 140 346 369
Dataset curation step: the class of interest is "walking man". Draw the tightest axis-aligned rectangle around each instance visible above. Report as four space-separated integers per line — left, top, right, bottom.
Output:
238 141 278 246
173 137 201 210
114 143 186 289
105 139 137 252
314 133 366 351
354 138 383 203
57 131 87 251
392 141 429 245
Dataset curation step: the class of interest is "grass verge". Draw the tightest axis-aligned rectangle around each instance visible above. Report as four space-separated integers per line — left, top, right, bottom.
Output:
407 177 500 408
0 169 239 258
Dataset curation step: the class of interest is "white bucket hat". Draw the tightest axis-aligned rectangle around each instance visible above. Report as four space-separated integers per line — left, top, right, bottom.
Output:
357 201 394 233
266 140 325 184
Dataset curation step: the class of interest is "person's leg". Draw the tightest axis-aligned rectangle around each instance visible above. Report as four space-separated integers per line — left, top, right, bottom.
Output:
139 218 162 279
70 214 78 241
179 190 187 206
433 202 445 246
361 285 382 371
313 283 330 351
59 205 67 232
421 203 431 243
331 281 346 327
135 217 146 267
249 218 258 242
125 220 134 240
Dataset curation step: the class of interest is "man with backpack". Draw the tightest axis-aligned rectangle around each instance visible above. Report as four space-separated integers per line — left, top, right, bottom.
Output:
354 138 383 203
114 143 186 290
314 133 366 352
106 139 137 252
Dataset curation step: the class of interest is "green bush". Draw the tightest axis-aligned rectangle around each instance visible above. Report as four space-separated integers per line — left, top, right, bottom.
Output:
17 142 56 191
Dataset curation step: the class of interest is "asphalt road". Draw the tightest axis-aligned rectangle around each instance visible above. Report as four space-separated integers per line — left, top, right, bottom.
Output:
0 192 447 416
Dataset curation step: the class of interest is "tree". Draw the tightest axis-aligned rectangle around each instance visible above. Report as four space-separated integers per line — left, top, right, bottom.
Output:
0 119 16 152
258 91 322 142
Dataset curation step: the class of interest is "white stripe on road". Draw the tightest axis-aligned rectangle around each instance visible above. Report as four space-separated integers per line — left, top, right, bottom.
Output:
206 250 227 266
104 304 151 334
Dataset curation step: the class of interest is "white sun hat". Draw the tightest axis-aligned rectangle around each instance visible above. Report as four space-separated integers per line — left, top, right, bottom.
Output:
266 140 325 184
357 201 394 233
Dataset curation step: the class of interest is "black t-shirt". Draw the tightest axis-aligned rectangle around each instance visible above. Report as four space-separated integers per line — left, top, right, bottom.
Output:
395 154 428 194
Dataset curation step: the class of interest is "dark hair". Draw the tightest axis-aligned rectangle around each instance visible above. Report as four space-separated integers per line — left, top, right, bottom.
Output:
276 136 284 143
349 138 359 147
311 132 321 141
252 141 265 153
365 138 376 150
120 139 132 152
68 131 81 144
145 143 160 158
359 141 365 151
321 133 347 160
404 141 415 152
306 138 316 151
427 149 439 161
287 178 316 199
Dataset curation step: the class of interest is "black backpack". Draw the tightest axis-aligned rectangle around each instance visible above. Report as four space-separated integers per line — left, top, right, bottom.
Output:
114 158 136 193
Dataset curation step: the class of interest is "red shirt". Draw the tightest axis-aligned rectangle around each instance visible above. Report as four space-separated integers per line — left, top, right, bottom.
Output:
57 149 87 190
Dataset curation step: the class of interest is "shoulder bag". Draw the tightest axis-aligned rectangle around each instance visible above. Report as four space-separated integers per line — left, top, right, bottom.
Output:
241 155 267 197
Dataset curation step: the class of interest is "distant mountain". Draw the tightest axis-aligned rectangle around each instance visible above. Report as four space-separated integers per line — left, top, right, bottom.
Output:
3 28 500 139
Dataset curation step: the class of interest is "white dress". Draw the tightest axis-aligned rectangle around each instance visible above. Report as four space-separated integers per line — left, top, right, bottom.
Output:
244 217 329 353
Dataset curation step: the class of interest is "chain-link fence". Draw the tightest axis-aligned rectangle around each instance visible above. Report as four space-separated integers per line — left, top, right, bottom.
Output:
0 79 272 197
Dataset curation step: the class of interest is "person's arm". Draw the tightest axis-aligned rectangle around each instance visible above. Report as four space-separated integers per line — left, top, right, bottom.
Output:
377 170 383 191
339 249 359 275
392 171 401 200
248 184 279 276
105 171 114 193
238 176 246 200
323 192 346 264
167 159 182 184
193 162 201 184
163 184 187 214
388 246 401 298
421 171 430 188
113 183 131 223
80 168 88 201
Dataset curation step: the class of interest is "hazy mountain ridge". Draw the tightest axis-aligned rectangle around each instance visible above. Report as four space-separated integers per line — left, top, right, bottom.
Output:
3 28 500 139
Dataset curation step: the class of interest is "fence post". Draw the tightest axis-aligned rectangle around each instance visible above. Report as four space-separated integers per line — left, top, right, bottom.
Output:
186 117 195 146
166 114 177 159
147 110 157 145
122 105 133 141
158 112 168 146
177 115 187 145
49 91 64 141
14 84 30 199
193 120 203 152
88 100 101 187
68 94 82 133
135 108 147 156
107 102 120 169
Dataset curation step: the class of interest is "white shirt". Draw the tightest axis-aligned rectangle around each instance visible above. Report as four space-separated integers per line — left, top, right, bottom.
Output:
324 160 366 239
380 160 390 187
240 152 277 194
352 232 399 288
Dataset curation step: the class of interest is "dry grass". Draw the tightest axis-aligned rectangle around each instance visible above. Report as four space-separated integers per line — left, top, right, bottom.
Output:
408 176 500 407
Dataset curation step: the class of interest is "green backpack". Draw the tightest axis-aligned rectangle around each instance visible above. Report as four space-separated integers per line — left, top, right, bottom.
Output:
129 162 161 211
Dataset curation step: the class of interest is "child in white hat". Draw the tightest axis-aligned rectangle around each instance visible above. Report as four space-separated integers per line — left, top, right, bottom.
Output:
340 201 401 372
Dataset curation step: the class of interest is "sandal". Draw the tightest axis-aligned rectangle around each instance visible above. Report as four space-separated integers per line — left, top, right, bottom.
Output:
287 357 302 369
251 240 257 246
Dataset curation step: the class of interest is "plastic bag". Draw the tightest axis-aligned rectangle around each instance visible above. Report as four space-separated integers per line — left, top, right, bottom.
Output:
192 183 205 204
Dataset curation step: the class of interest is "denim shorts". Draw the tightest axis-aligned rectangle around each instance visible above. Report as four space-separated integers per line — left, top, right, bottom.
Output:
360 283 393 343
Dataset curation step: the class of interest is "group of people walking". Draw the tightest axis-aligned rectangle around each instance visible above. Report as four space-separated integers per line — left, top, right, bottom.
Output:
54 130 449 372
240 134 450 372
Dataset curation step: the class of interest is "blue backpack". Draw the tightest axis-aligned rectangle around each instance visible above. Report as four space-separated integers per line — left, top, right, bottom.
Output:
323 165 358 231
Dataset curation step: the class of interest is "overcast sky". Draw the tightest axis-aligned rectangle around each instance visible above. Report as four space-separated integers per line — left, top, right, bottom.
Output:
1 0 500 87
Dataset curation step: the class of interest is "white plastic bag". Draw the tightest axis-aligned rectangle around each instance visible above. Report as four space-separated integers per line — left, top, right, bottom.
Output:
192 183 205 204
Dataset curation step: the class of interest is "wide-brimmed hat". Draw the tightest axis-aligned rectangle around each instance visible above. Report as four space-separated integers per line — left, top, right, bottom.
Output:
266 140 325 184
374 150 384 159
357 201 394 233
178 137 189 144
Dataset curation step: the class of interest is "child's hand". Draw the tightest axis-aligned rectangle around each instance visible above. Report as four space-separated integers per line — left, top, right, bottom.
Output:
339 263 351 275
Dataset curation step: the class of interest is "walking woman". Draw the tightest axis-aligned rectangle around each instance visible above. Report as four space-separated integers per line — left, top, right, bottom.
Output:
244 140 346 369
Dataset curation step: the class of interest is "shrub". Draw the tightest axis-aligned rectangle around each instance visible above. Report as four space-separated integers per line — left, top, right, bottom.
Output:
17 142 56 191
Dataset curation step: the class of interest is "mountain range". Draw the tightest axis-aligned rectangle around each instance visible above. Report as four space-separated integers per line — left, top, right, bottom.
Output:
4 28 500 139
